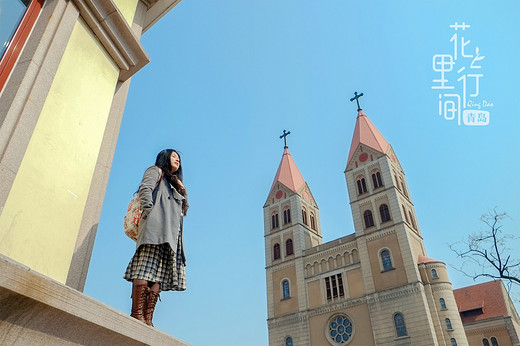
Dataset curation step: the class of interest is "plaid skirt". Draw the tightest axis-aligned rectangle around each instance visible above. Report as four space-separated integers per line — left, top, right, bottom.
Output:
124 242 186 291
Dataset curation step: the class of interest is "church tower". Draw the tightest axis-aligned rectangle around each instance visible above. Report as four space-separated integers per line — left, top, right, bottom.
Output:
264 97 467 346
264 135 322 345
344 100 467 345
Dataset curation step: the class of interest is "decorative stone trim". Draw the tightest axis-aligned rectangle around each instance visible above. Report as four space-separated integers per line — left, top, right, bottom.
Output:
430 283 453 291
304 242 358 262
304 263 361 280
366 228 396 242
70 0 149 81
367 162 381 171
464 324 507 335
268 312 308 328
359 200 372 208
304 235 356 257
374 194 388 202
269 282 428 331
366 282 423 304
309 297 366 318
266 259 298 271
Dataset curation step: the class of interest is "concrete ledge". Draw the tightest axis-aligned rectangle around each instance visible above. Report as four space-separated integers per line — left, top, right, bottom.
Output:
0 254 190 345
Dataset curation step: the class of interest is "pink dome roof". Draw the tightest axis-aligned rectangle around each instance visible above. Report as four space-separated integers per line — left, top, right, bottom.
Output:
269 147 305 194
417 254 443 265
347 110 390 166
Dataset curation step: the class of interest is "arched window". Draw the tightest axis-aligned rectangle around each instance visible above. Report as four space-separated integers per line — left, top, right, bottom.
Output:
445 318 452 330
491 337 499 346
301 207 308 225
283 208 291 224
282 280 290 299
286 239 293 256
380 204 391 222
394 313 407 337
364 210 374 228
273 243 281 260
394 173 401 191
431 269 438 278
402 205 409 223
356 177 368 194
372 171 383 188
271 212 279 229
381 249 393 271
310 212 316 230
285 336 293 346
409 211 417 229
400 177 408 197
440 298 447 309
352 249 359 262
451 338 457 346
483 339 490 346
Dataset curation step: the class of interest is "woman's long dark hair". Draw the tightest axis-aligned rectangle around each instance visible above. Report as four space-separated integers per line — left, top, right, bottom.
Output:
155 149 189 215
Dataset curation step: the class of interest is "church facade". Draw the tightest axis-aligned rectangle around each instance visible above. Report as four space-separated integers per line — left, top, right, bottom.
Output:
264 107 468 345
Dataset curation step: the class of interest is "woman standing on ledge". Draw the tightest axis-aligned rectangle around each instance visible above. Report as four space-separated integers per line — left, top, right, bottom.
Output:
124 149 189 327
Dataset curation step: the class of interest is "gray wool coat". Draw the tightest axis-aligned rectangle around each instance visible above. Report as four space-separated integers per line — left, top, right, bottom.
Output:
136 166 186 265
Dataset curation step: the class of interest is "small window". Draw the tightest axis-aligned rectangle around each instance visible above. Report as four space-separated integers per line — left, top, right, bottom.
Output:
357 177 368 194
440 298 446 309
380 204 391 222
372 171 383 189
409 211 417 229
302 208 308 225
271 213 279 229
445 318 452 330
394 173 401 191
491 337 499 346
310 212 316 230
483 339 490 346
283 208 291 224
364 210 374 228
394 313 407 337
381 249 393 271
273 243 281 260
282 280 290 299
432 269 438 278
451 338 457 346
402 205 409 223
285 336 293 346
400 177 408 197
286 239 293 256
325 274 344 301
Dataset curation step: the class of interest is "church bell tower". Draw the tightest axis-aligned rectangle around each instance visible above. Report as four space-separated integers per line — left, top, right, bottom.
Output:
264 131 322 344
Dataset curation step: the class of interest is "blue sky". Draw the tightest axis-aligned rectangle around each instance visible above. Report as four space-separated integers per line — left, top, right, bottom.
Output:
85 1 520 345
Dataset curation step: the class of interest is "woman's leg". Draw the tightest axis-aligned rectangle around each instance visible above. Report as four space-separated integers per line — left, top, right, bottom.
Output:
144 282 161 327
130 279 149 323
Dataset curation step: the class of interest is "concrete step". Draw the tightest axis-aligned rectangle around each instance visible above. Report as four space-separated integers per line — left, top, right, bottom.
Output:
0 254 190 346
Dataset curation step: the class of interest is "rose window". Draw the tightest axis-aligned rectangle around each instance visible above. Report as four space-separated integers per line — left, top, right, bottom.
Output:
328 315 353 344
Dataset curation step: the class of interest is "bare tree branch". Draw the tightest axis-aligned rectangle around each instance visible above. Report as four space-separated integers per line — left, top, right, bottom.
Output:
449 208 520 289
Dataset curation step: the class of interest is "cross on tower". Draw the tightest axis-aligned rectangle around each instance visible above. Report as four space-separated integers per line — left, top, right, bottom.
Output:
350 91 364 111
280 129 291 148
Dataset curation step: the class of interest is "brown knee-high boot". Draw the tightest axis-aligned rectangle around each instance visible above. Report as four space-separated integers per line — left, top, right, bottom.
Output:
144 290 160 327
130 284 149 323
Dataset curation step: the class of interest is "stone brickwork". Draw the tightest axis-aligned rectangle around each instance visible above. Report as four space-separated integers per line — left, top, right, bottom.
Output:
264 111 469 345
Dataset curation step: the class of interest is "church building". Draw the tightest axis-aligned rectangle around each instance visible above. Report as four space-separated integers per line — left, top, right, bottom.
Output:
263 101 469 345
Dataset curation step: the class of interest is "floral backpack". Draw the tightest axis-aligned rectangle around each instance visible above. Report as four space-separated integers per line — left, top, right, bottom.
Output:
123 169 163 241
